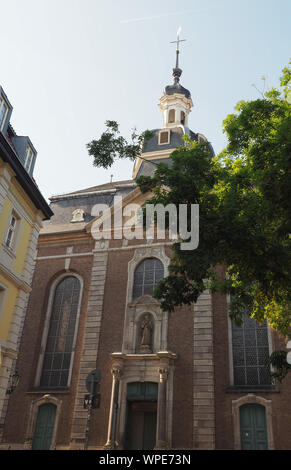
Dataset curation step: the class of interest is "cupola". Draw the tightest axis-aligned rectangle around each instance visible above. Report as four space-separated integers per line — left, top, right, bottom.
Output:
159 29 193 130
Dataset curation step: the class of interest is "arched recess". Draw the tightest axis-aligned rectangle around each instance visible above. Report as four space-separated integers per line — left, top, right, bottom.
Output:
168 109 175 123
24 394 62 450
34 272 84 389
232 394 274 450
123 246 170 354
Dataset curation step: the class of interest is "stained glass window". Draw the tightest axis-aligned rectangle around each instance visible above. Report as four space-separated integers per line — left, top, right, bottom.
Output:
133 258 164 299
40 276 81 389
232 313 271 386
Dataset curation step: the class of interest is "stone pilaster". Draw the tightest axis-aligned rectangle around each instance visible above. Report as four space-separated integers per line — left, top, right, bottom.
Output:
70 246 108 447
155 366 169 449
104 365 123 449
193 290 215 449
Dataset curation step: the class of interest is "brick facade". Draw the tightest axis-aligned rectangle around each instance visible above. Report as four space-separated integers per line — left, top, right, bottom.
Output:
1 183 291 450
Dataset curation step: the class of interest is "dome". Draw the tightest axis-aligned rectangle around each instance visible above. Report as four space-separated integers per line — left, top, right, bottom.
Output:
164 82 191 99
163 66 191 99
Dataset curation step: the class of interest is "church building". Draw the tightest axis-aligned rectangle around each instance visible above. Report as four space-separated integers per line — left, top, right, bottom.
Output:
1 48 291 451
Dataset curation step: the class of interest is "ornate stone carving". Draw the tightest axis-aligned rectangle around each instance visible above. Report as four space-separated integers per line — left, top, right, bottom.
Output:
111 366 122 379
158 367 169 381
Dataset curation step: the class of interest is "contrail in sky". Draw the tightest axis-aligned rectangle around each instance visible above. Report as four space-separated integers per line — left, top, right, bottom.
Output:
120 9 198 24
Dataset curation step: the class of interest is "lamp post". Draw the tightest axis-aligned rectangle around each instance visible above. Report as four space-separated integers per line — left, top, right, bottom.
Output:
6 370 20 395
84 369 101 450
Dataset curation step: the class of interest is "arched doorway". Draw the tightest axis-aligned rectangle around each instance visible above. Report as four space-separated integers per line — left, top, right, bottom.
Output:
240 404 268 450
32 403 57 450
124 382 158 450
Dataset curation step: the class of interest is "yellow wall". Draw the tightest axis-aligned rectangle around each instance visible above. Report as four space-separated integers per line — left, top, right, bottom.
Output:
10 177 35 221
0 195 32 276
0 275 18 342
0 197 12 245
13 219 32 275
0 168 38 344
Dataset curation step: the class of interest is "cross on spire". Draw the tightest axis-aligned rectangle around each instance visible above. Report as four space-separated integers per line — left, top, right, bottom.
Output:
170 26 186 69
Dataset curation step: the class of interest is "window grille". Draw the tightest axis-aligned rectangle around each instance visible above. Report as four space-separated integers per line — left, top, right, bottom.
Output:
232 313 271 386
40 276 81 389
133 258 164 299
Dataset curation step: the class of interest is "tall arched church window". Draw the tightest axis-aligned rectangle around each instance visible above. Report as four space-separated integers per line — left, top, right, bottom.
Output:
168 109 175 123
231 312 271 386
40 276 81 389
133 258 164 299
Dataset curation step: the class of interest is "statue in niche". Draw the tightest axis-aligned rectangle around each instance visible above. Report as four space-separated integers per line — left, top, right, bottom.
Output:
139 314 153 353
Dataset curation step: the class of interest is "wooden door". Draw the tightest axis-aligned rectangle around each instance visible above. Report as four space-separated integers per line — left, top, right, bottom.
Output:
240 404 268 450
32 403 57 450
126 401 157 450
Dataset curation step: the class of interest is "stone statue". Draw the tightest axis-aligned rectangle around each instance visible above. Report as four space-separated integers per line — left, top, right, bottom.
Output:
139 314 152 353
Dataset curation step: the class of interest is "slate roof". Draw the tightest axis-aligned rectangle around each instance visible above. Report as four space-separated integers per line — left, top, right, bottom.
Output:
42 179 137 232
142 127 198 154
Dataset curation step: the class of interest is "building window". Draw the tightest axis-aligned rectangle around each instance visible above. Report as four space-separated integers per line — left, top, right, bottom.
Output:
181 111 185 125
231 313 271 386
24 144 34 172
40 276 81 389
0 95 8 131
133 258 164 299
158 130 170 145
168 109 175 123
4 212 19 250
71 209 85 223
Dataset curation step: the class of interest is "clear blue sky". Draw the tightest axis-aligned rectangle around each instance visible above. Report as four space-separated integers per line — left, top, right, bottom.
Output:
1 0 290 200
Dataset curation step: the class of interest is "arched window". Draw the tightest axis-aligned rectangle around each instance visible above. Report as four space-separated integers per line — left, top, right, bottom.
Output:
133 258 164 299
231 312 271 386
168 109 175 123
40 276 81 389
181 111 185 124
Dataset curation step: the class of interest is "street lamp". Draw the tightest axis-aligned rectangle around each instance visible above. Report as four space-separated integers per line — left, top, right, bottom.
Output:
6 370 20 395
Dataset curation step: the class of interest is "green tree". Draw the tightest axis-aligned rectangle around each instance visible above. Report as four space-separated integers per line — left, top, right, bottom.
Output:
87 62 291 376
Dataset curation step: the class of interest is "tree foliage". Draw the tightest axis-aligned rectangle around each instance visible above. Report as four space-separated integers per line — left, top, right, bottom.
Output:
87 63 291 346
269 350 291 383
87 121 153 169
140 64 291 338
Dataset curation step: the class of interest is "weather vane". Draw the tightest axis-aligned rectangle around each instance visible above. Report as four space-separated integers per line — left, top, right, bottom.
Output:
170 26 186 69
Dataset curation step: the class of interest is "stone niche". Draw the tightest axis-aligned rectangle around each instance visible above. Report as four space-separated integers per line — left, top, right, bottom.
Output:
122 246 170 354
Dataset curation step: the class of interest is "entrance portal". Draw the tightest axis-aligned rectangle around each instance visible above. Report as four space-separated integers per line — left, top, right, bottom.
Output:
240 404 268 450
32 403 57 450
124 382 158 450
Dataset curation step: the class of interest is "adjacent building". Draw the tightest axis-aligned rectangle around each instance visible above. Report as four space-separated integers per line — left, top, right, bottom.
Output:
0 86 53 439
